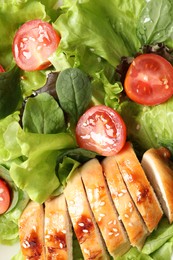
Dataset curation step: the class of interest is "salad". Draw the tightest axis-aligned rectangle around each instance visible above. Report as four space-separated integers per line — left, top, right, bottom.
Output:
1 0 173 259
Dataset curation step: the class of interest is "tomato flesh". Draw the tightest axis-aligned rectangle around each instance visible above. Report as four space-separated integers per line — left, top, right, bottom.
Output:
0 65 5 72
76 105 126 156
124 54 173 105
0 179 11 214
12 19 61 71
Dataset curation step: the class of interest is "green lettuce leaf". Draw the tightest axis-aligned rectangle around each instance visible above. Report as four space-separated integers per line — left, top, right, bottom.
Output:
57 156 80 187
12 250 24 260
54 0 145 68
9 124 76 203
117 217 173 260
118 97 173 157
0 112 21 164
20 70 47 98
151 237 173 260
142 218 173 255
117 247 153 260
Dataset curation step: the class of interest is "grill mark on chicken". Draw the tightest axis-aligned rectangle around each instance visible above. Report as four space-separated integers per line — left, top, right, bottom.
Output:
114 142 163 232
80 158 130 258
136 187 151 204
86 250 104 260
44 194 72 259
120 160 153 205
76 215 94 244
102 156 149 249
19 142 173 259
64 169 110 259
46 231 67 251
19 201 45 259
22 229 42 257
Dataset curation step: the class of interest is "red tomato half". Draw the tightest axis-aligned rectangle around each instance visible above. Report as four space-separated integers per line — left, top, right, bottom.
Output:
12 19 61 71
0 65 5 72
0 179 11 214
76 105 127 156
124 54 173 106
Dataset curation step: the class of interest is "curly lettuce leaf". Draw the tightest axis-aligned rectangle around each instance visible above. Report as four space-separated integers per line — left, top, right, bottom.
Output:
8 123 76 203
142 218 173 255
53 0 145 68
0 112 21 164
118 97 173 157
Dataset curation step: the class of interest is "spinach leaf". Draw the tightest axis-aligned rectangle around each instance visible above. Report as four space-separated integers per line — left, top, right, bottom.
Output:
56 68 92 124
137 0 173 45
0 66 21 119
22 93 65 134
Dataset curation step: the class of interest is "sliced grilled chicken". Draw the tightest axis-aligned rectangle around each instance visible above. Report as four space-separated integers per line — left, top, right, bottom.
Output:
44 194 73 259
114 142 163 233
64 168 109 260
80 158 130 258
142 147 173 223
102 156 149 249
19 201 45 259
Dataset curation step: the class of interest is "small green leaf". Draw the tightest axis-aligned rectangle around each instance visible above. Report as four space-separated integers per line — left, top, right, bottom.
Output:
0 66 21 119
22 93 65 134
56 68 92 123
57 156 80 187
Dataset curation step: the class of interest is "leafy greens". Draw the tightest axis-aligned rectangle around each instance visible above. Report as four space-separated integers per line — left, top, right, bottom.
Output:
0 0 173 259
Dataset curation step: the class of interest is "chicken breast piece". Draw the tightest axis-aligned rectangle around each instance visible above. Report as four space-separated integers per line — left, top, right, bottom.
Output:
114 142 163 232
64 168 109 260
19 200 45 260
102 156 149 249
142 147 173 223
44 194 73 259
80 158 130 258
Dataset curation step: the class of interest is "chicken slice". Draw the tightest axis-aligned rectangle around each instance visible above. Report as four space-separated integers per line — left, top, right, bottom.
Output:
102 156 149 249
114 142 163 232
64 168 109 260
142 147 173 223
80 158 130 258
19 200 45 260
44 194 73 259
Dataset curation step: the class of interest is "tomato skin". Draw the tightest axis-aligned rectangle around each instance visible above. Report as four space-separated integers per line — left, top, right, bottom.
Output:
0 179 11 214
124 54 173 106
12 19 61 71
0 65 5 72
76 105 127 156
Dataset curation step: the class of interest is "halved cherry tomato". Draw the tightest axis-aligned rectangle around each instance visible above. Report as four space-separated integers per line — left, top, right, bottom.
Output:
76 105 126 156
12 19 61 71
0 179 11 214
124 54 173 106
0 65 5 72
